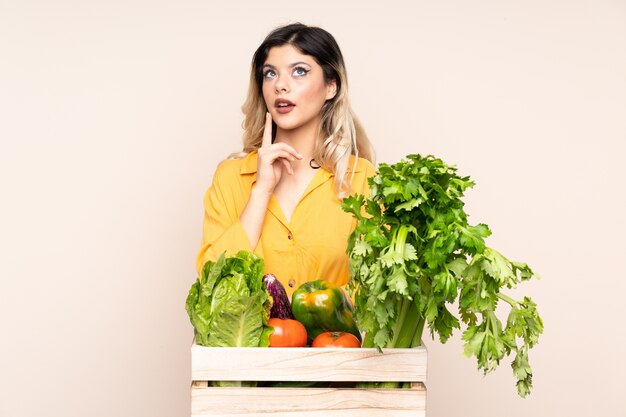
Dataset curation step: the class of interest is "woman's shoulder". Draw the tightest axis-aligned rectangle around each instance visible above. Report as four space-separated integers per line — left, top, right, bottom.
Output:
346 155 376 194
214 151 258 178
349 154 377 176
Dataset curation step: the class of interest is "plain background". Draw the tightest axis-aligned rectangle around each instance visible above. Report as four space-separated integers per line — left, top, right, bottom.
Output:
1 1 625 416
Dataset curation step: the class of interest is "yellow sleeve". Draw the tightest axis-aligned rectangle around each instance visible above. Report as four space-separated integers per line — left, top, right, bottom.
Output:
195 162 254 276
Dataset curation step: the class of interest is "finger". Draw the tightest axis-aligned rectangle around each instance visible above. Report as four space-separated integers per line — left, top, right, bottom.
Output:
261 112 273 147
269 142 303 160
260 148 299 163
281 158 294 175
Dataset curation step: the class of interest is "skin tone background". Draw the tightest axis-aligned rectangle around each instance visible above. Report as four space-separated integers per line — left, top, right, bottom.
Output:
1 1 624 416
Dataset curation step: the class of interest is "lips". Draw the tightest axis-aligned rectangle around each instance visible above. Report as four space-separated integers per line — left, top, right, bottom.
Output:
275 98 295 114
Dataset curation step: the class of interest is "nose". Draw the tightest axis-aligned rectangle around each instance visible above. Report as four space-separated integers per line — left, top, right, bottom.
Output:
274 76 289 94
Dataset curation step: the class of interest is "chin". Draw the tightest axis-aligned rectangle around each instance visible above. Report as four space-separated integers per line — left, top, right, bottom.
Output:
273 119 302 132
274 115 319 133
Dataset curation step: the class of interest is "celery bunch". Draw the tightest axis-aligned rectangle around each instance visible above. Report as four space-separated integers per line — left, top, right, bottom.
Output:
341 154 543 396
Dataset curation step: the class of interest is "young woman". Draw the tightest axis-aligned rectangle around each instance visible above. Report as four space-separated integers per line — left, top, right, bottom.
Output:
196 23 376 296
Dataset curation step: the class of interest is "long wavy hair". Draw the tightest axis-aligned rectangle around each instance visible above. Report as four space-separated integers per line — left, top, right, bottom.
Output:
236 22 375 197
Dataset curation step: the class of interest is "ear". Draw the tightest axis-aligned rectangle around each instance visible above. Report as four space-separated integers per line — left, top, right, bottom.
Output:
325 79 337 100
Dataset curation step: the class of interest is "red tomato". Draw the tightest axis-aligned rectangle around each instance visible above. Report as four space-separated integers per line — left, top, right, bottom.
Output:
268 318 308 347
312 331 361 348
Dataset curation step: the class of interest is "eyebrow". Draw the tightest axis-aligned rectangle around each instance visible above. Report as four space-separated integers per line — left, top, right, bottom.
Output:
262 61 312 69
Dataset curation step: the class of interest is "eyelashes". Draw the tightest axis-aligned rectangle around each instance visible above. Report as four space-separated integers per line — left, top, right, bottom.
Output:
262 69 276 79
293 66 310 77
262 66 310 80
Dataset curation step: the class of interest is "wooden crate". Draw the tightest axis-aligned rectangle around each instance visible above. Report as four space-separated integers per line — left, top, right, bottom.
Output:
190 342 427 417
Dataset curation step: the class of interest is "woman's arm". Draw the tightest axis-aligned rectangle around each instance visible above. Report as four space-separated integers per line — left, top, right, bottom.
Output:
196 113 302 274
239 112 302 248
195 162 255 275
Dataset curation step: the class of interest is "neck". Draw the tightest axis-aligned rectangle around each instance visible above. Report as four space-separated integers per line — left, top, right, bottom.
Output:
274 119 320 172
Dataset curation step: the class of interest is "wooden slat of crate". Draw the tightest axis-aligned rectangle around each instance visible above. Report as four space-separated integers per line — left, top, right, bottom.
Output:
191 384 426 417
191 344 427 382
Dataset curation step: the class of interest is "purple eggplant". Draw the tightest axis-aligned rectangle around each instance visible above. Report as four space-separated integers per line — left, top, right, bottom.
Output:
262 274 294 319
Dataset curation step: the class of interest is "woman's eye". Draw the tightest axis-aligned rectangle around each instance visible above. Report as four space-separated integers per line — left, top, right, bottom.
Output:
263 69 276 79
293 67 309 77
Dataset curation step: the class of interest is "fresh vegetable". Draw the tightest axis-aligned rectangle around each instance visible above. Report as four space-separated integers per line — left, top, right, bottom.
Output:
263 273 294 319
341 154 543 396
312 331 361 348
291 279 361 342
185 251 273 386
268 318 308 347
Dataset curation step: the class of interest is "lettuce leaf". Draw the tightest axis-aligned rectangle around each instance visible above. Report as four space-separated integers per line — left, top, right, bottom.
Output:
206 292 267 347
185 251 272 350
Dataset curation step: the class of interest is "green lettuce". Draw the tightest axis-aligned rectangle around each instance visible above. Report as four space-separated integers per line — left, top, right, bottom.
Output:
186 251 272 385
206 292 269 348
186 251 271 347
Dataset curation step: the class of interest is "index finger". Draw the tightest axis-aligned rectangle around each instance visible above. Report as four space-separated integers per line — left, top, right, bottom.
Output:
261 112 273 147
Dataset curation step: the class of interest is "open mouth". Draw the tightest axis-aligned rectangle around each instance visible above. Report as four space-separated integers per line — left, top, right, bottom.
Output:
275 99 295 114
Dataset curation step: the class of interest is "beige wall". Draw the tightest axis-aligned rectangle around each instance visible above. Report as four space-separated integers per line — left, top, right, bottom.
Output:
1 1 624 416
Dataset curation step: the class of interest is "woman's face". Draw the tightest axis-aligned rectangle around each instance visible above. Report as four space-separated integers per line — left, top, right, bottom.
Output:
261 44 336 134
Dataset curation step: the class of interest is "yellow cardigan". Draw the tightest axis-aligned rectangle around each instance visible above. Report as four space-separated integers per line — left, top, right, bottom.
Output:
196 151 376 297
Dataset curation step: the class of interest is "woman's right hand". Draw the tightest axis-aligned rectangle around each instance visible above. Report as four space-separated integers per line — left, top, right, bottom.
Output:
254 112 303 194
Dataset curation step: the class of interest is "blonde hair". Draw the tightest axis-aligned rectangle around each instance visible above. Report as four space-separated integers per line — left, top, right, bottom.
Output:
235 23 375 197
